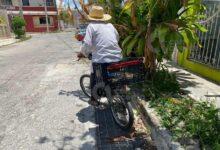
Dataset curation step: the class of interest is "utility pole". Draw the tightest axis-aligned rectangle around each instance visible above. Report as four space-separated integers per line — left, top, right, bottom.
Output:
19 0 24 18
44 0 49 32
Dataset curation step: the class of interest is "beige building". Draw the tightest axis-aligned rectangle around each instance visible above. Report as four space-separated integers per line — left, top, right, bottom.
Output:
1 0 58 33
0 0 19 6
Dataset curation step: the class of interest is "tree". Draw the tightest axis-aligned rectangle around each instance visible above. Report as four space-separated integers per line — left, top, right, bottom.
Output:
119 0 207 72
77 0 207 72
11 16 26 39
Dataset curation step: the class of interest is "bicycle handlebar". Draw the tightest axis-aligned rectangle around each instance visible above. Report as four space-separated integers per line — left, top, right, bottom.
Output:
74 53 92 62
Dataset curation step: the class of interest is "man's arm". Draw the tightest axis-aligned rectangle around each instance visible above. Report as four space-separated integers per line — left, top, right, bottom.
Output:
80 43 92 57
79 24 94 57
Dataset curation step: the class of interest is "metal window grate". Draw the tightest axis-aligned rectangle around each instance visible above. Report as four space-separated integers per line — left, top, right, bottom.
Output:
189 0 220 69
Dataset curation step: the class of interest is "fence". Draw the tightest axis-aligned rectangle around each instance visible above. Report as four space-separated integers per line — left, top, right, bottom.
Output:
189 0 220 69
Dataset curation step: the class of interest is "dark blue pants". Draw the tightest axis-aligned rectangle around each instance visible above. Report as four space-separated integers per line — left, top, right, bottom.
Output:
90 63 110 100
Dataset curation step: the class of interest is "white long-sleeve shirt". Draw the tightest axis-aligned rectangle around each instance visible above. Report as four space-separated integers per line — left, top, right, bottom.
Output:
80 22 122 63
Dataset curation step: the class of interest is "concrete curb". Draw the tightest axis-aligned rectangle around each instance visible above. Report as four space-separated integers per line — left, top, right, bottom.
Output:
0 38 18 47
131 95 200 150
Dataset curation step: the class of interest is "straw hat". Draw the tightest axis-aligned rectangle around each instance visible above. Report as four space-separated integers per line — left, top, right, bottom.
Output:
87 6 112 21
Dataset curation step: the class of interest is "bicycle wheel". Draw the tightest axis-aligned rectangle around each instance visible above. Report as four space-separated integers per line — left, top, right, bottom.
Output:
110 94 134 130
80 74 91 98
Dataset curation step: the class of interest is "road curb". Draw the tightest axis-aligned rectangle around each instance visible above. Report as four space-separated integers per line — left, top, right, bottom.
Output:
131 95 200 150
0 38 18 47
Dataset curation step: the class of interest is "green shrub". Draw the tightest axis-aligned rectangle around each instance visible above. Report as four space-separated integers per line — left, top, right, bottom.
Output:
149 98 220 149
12 16 26 39
142 68 180 99
139 67 219 149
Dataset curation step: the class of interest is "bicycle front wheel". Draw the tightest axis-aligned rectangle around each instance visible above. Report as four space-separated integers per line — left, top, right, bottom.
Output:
80 74 91 98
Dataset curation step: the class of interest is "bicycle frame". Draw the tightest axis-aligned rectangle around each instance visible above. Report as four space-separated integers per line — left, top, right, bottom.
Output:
92 58 145 100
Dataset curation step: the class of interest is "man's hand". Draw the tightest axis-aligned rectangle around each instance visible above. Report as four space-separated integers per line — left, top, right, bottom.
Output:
77 52 85 60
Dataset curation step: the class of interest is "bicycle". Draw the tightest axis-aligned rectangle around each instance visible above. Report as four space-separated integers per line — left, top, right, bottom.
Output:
79 55 146 130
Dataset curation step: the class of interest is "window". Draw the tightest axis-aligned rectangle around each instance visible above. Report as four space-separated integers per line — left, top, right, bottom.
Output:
33 17 53 27
46 0 54 6
22 0 29 6
39 17 50 25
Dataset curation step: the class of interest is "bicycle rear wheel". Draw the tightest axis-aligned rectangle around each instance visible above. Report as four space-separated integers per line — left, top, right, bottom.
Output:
110 94 134 130
80 74 91 98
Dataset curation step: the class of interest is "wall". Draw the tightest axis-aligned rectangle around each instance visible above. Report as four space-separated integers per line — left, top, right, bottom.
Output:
178 49 220 84
29 0 45 6
0 9 11 38
24 15 58 32
12 0 19 6
28 0 55 6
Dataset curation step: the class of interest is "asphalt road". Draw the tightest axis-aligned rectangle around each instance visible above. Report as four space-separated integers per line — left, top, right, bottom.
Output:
0 32 96 150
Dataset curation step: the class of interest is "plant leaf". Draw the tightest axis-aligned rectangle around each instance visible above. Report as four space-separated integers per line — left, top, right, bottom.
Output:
120 1 134 17
175 32 184 52
136 38 145 56
122 35 133 49
126 37 138 56
194 22 207 32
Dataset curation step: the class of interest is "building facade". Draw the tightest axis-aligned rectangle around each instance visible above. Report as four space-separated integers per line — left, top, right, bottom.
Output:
0 0 58 32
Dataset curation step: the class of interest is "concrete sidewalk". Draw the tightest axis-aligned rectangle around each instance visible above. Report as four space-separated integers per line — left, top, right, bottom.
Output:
167 61 220 108
0 37 18 47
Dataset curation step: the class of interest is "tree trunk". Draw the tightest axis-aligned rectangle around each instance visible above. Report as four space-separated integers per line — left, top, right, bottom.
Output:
144 19 156 72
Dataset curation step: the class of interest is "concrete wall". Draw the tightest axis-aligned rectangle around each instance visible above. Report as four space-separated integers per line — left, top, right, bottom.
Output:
178 49 220 83
0 0 19 6
0 9 11 38
24 15 58 32
6 0 55 7
29 0 44 6
22 0 55 6
12 0 19 6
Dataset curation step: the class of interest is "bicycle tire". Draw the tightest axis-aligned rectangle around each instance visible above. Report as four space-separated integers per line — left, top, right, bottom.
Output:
110 97 134 130
80 74 91 98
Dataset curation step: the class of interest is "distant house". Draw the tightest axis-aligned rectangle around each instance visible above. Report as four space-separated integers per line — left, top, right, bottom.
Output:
1 0 58 32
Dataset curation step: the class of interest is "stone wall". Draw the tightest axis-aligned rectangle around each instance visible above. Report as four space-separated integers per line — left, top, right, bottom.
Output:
0 9 11 38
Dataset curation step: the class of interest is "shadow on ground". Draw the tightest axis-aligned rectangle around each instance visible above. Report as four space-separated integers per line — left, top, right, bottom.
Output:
59 89 89 102
166 62 201 95
95 107 156 150
57 89 156 149
37 106 96 150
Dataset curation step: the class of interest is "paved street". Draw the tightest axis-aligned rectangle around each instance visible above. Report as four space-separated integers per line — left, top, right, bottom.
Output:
0 32 96 149
0 32 155 150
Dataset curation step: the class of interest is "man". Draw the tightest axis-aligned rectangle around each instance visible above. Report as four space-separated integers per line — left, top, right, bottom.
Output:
77 5 122 106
